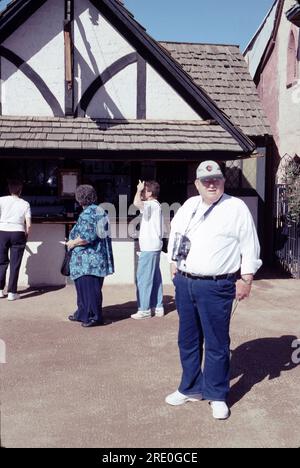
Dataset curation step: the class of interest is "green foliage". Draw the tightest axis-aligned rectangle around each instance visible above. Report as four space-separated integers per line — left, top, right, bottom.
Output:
283 157 300 224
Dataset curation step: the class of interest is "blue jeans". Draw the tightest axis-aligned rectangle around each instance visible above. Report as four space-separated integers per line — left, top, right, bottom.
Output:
136 251 163 311
173 272 235 401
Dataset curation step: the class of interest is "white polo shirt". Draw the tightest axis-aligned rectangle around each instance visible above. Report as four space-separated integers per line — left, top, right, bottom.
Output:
168 194 262 276
0 196 31 232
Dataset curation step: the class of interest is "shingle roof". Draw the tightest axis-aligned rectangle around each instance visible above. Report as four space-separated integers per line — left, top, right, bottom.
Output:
0 0 256 154
0 116 243 155
0 0 270 155
161 42 271 137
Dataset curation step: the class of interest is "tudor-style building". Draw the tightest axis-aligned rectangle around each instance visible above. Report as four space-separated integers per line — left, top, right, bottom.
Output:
0 0 271 286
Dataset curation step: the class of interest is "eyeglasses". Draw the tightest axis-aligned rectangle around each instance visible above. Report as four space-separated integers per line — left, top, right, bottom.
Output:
200 177 224 185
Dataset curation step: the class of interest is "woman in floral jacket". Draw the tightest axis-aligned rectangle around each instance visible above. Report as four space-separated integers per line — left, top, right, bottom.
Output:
66 185 114 327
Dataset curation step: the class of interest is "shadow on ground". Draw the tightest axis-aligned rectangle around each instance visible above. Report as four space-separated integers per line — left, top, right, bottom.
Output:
256 264 293 280
18 285 65 300
228 335 298 408
102 295 176 323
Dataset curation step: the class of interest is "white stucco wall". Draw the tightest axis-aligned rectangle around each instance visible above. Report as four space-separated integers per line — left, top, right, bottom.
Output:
16 224 66 287
277 0 300 157
1 58 55 116
86 63 137 119
146 65 202 120
74 0 137 117
0 0 202 121
1 0 65 116
75 0 201 120
16 225 137 287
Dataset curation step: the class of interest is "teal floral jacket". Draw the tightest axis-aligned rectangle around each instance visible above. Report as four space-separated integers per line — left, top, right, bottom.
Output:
69 204 114 281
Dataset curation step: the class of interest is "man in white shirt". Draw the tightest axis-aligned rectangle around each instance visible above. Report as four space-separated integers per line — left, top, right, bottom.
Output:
165 161 262 420
131 180 164 319
0 179 31 301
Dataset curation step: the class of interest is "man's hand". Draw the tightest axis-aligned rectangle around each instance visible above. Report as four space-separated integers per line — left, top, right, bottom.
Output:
133 180 145 210
170 263 178 280
137 180 145 192
235 276 253 301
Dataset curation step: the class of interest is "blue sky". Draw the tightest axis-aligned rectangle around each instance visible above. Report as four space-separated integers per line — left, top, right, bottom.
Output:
124 0 275 50
0 0 275 50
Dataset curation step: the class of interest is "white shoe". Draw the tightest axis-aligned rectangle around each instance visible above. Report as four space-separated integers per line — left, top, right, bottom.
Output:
154 307 164 317
130 310 151 320
210 401 230 420
7 293 20 301
0 290 4 298
165 390 202 406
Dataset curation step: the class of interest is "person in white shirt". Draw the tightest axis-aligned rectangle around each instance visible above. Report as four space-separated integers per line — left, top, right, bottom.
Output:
131 180 164 319
0 179 31 301
165 161 262 420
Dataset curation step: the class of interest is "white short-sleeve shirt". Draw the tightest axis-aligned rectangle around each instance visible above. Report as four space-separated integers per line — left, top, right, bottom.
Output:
0 196 31 232
139 199 163 252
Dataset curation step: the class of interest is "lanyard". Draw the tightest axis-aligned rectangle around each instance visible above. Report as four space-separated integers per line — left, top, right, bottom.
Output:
185 194 223 235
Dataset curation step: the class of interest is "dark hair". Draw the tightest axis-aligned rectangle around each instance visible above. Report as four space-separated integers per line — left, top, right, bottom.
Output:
8 179 23 196
145 180 160 199
75 185 97 206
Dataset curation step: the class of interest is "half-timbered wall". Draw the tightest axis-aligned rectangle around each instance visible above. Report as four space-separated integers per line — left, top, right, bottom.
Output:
0 0 202 121
1 0 65 116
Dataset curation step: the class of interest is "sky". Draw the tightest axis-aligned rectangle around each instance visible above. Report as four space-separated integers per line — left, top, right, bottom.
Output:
0 0 275 51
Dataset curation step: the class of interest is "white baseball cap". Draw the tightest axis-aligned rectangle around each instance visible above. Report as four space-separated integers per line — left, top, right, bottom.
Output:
196 160 224 180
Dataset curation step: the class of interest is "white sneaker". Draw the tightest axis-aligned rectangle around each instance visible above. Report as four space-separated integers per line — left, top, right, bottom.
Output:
165 390 202 406
154 307 164 317
130 310 151 320
210 401 230 420
7 293 20 301
0 290 4 298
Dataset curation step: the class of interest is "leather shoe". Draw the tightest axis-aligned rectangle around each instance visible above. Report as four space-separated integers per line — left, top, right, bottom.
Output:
68 314 80 322
81 320 103 328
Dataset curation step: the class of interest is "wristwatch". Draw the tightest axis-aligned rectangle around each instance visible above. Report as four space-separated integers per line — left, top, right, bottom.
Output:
241 277 253 285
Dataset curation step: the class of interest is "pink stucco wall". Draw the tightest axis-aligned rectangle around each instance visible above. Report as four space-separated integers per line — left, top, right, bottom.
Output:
253 1 300 179
256 41 280 147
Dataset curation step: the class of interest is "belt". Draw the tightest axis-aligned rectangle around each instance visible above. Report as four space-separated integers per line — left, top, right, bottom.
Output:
178 270 237 281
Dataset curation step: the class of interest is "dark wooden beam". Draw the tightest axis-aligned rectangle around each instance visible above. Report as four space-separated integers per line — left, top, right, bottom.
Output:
0 55 2 116
76 53 137 117
0 46 64 116
137 55 146 119
64 0 74 116
0 148 252 161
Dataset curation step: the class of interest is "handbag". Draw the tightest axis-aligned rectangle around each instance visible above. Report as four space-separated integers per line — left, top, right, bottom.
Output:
61 249 72 276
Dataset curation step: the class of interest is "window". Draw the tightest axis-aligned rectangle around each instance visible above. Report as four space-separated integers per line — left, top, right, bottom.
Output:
287 29 299 87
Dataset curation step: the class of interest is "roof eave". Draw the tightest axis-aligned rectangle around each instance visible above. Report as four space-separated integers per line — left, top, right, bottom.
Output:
0 0 48 42
0 0 256 155
91 0 256 155
286 4 300 27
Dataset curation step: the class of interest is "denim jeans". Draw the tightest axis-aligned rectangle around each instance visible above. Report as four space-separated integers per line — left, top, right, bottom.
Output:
173 272 235 401
136 251 163 311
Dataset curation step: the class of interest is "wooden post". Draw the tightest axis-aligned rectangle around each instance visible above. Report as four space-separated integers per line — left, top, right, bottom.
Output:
64 0 74 116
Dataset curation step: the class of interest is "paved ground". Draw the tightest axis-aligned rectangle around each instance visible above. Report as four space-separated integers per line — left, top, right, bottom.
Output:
0 276 299 448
